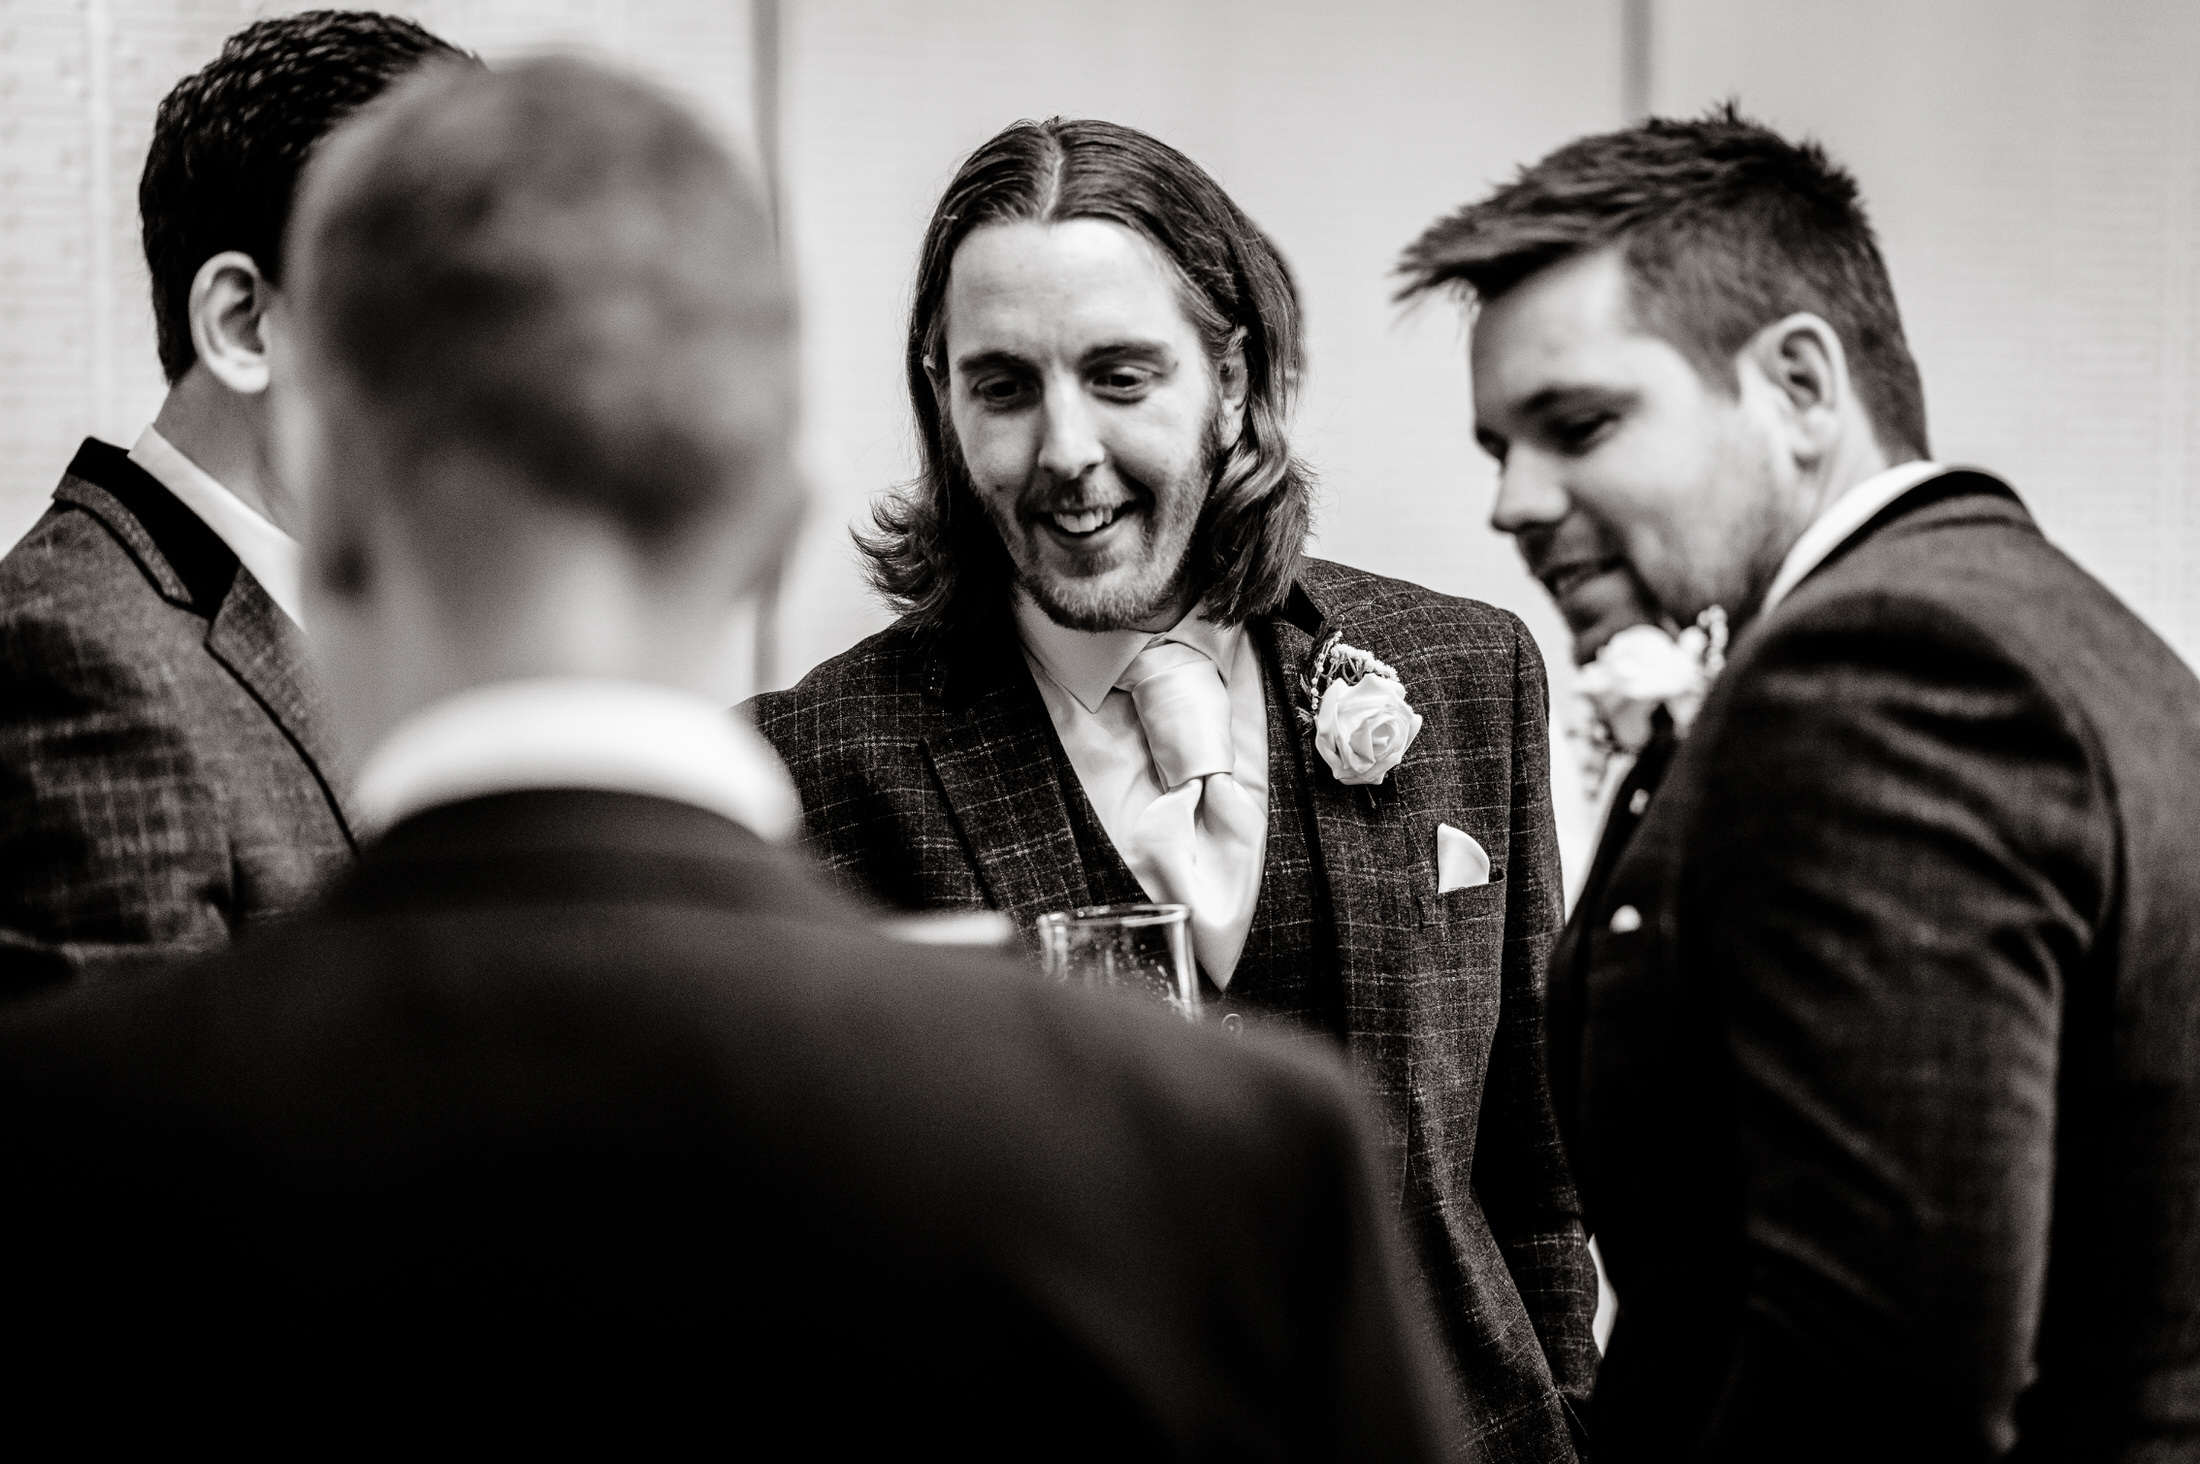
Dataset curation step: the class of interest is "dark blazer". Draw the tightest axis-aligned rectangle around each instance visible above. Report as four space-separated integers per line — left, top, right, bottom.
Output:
0 439 353 989
749 557 1600 1461
1552 472 2200 1461
0 788 1451 1456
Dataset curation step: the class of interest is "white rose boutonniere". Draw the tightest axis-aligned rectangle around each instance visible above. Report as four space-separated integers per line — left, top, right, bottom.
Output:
1574 606 1728 793
1298 633 1424 787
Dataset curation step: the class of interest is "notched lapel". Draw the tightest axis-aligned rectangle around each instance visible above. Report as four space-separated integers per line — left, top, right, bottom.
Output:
206 568 356 847
917 626 1092 933
1271 578 1425 1019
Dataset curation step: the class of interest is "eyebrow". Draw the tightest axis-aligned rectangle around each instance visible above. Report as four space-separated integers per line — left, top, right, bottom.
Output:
951 339 1178 376
1508 382 1634 419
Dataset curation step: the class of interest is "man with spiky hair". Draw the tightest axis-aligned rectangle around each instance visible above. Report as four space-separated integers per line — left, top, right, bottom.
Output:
750 118 1598 1461
1403 105 2200 1459
0 12 471 990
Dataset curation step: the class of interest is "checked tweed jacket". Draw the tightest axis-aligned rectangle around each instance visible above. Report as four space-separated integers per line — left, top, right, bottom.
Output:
749 557 1600 1461
0 439 354 991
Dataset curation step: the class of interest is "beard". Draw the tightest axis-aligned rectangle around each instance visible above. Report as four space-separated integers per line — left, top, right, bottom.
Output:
980 404 1229 635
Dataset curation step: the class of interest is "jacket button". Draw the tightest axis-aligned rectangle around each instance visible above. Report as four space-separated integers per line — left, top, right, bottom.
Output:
1629 787 1652 817
1609 904 1643 934
1220 1013 1243 1034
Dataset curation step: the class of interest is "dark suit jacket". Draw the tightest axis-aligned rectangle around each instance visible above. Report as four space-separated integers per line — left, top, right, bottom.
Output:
749 557 1599 1461
0 788 1450 1456
0 439 353 989
1552 472 2200 1461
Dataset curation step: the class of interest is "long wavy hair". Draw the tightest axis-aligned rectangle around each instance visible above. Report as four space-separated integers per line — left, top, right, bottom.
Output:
858 117 1314 632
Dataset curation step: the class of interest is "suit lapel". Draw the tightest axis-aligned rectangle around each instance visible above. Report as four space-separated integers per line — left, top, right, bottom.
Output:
917 609 1093 928
1268 578 1425 1061
206 568 356 848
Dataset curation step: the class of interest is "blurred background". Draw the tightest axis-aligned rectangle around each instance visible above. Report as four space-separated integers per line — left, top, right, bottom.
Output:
5 0 2196 885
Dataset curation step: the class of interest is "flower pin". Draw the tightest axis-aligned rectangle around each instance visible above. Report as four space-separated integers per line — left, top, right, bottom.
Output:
1297 632 1423 787
1574 606 1728 794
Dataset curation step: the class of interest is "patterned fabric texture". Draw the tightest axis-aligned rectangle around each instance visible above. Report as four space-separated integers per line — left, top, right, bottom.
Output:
0 440 354 992
748 557 1600 1461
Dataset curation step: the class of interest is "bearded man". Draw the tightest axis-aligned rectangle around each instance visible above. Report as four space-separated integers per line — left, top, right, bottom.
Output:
748 117 1596 1460
1402 107 2200 1459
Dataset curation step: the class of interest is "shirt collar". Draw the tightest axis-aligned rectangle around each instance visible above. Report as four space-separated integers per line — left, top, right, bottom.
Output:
351 677 800 842
1012 591 1243 714
129 425 306 629
1759 459 1946 619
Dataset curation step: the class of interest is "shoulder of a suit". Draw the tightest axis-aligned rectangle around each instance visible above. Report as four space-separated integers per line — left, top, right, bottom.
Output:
1296 556 1523 650
0 490 212 652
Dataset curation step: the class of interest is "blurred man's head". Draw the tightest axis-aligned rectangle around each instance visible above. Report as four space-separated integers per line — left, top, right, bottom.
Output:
865 118 1313 635
1400 105 1927 660
280 55 799 754
144 10 469 389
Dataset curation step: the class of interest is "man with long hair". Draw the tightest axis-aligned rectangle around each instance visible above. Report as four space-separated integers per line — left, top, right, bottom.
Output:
0 11 471 990
749 118 1597 1460
1403 107 2200 1458
0 61 1450 1454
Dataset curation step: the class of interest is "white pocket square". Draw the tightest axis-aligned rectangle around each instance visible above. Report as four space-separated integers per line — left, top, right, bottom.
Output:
1436 823 1492 893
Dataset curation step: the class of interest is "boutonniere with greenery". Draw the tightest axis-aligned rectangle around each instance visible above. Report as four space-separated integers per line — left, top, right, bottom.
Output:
1574 606 1728 794
1296 631 1424 787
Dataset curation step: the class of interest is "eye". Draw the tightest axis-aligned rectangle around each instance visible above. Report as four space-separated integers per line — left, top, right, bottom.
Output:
1091 364 1156 398
969 375 1030 410
1476 432 1510 466
1552 412 1616 453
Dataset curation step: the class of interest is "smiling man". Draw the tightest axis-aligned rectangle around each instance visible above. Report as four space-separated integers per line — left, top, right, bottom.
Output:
749 117 1598 1461
1402 108 2200 1459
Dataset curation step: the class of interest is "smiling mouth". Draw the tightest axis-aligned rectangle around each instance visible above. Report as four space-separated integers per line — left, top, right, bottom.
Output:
1042 503 1131 539
1540 556 1627 601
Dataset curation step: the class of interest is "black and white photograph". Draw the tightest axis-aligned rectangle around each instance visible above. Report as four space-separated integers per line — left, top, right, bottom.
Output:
0 1 2194 1455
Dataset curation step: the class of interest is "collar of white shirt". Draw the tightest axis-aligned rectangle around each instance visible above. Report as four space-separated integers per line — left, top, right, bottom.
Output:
1758 459 1947 620
128 425 306 629
350 677 801 843
1013 592 1245 713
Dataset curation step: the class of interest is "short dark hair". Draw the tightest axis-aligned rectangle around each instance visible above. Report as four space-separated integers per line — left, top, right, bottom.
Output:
1399 104 1929 461
141 9 470 383
861 117 1314 632
287 55 796 553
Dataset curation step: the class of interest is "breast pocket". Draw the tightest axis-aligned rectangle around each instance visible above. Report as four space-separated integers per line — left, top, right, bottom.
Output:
1419 871 1507 927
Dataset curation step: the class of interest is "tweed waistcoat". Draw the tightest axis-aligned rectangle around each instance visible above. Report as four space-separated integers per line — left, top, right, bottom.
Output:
1051 623 1345 1045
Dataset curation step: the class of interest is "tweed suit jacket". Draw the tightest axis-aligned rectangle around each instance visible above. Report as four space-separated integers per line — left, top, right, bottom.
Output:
0 439 353 991
1552 472 2200 1461
0 788 1452 1457
750 556 1600 1462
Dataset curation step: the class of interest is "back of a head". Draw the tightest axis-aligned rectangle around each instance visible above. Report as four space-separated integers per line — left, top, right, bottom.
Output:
1400 103 1930 462
143 8 473 384
287 54 797 560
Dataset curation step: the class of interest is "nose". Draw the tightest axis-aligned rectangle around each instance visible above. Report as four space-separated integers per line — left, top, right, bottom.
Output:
1488 450 1571 537
1036 379 1105 485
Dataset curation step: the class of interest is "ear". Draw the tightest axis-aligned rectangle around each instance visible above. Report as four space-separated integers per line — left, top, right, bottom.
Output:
187 250 275 396
1740 312 1847 468
1215 328 1250 443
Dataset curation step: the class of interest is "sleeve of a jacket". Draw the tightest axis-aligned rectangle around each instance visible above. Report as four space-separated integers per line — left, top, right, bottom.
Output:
1473 611 1603 1419
0 607 232 989
1686 595 2106 1461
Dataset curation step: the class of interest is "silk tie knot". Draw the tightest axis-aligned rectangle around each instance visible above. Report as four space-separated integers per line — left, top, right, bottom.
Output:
1116 639 1233 790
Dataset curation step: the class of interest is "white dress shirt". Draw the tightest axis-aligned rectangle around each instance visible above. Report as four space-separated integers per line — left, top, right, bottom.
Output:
129 425 306 628
1016 593 1270 945
351 677 801 842
1759 459 1945 619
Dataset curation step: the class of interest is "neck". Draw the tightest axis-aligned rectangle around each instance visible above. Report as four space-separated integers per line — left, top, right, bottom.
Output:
1797 423 1902 528
150 368 293 534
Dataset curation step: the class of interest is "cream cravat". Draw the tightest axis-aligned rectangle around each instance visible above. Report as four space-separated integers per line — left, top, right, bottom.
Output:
1115 639 1264 987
